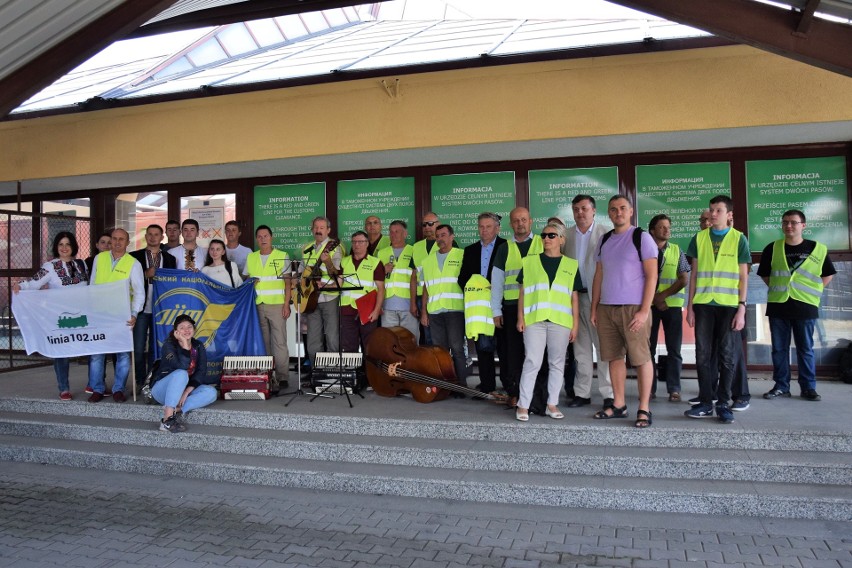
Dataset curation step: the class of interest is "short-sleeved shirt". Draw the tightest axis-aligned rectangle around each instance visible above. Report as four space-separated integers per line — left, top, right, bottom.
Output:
756 240 836 320
595 227 659 305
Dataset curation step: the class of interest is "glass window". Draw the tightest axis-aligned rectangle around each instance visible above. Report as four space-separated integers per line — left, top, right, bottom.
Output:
180 193 237 248
114 190 169 251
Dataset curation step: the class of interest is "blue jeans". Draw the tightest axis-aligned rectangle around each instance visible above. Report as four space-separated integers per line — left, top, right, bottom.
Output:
88 352 130 394
694 304 737 406
53 358 70 392
769 317 817 393
133 312 154 387
650 306 683 394
152 369 218 413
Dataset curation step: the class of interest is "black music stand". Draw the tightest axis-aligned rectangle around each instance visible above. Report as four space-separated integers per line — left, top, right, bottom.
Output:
280 259 333 404
310 271 364 407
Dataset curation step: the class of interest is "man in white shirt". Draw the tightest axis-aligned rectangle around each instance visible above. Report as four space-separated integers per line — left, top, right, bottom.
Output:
561 195 613 410
167 219 207 271
224 220 252 274
87 228 145 403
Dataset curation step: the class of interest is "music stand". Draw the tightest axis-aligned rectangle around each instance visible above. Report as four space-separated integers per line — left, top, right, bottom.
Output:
276 259 332 407
310 270 364 407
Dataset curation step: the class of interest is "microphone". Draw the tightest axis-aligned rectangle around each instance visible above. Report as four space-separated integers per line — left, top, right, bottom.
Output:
303 244 313 254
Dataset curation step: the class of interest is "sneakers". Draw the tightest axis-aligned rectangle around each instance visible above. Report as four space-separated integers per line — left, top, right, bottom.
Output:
174 410 187 427
688 396 717 406
87 392 104 403
112 391 126 403
731 399 750 411
59 391 72 401
801 389 821 401
716 404 735 424
684 404 714 418
159 415 187 433
763 388 791 399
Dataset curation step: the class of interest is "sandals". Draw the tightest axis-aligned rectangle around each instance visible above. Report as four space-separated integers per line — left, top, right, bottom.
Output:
593 404 628 419
635 409 653 428
515 409 529 422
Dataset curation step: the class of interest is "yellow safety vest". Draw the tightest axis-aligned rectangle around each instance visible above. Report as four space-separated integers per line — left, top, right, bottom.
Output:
463 274 494 340
376 245 414 300
245 249 288 305
94 252 136 284
422 248 464 312
371 235 390 253
522 254 577 329
658 243 685 308
303 240 343 295
768 239 826 307
503 236 543 301
412 239 434 295
340 255 380 307
693 228 742 307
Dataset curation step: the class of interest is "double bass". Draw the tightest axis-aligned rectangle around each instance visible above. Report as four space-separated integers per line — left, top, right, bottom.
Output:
365 326 501 403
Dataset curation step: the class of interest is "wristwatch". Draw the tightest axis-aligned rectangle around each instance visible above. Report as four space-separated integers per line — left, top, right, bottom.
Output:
738 301 747 307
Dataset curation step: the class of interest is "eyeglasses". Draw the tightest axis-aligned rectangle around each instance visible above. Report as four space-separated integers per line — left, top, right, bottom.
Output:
540 232 559 240
421 221 437 227
781 221 802 226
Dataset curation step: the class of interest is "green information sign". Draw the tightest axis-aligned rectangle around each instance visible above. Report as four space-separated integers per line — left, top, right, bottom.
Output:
430 172 516 246
746 156 849 252
636 162 731 252
337 177 415 245
528 167 618 230
253 182 326 258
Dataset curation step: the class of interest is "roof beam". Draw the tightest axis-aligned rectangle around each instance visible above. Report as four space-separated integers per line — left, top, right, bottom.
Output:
794 0 821 36
606 0 852 76
132 0 391 38
0 0 180 119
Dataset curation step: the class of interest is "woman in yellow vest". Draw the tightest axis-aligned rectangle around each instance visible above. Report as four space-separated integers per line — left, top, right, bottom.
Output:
340 231 385 353
515 223 580 422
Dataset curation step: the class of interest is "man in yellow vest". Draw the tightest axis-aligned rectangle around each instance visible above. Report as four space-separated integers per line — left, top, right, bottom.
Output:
87 228 145 403
412 211 440 344
685 195 750 423
757 209 836 401
244 225 292 394
377 220 418 341
648 214 690 402
491 207 542 406
340 231 385 352
420 224 468 386
459 212 506 394
302 216 344 366
365 215 390 256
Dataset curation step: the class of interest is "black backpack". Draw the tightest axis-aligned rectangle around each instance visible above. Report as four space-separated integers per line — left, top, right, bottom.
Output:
598 227 646 260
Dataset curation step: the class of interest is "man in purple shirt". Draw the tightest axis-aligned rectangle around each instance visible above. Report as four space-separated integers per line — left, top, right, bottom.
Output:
591 195 658 428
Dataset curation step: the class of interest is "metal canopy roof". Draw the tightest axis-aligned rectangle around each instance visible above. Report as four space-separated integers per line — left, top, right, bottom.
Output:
0 0 850 120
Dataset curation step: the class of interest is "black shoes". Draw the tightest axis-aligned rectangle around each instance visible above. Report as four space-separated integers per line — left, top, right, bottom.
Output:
801 389 821 401
566 396 591 407
763 388 791 399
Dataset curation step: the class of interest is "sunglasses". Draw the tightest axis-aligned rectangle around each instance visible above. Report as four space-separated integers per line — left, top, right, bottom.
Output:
540 232 559 240
421 221 437 227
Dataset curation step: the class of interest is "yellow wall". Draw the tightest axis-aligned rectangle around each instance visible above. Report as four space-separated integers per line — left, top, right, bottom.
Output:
1 44 851 183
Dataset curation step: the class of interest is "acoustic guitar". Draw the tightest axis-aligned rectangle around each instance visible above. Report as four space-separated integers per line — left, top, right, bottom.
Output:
297 239 340 314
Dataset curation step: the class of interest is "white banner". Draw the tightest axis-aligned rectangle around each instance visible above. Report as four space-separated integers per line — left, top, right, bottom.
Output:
12 280 133 357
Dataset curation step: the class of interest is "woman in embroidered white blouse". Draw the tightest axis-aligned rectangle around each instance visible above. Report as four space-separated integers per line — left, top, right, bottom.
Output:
13 232 89 400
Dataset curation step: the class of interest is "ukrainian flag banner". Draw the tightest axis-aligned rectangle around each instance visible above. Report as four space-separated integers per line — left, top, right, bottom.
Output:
152 269 265 385
12 280 133 358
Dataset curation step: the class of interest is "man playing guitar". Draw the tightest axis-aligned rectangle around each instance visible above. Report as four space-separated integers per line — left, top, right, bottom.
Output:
302 216 344 368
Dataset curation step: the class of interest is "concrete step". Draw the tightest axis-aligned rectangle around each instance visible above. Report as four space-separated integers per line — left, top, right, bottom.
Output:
2 398 850 452
1 411 849 486
0 434 848 521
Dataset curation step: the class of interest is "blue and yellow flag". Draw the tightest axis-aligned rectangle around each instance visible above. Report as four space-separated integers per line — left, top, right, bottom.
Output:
153 269 265 384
